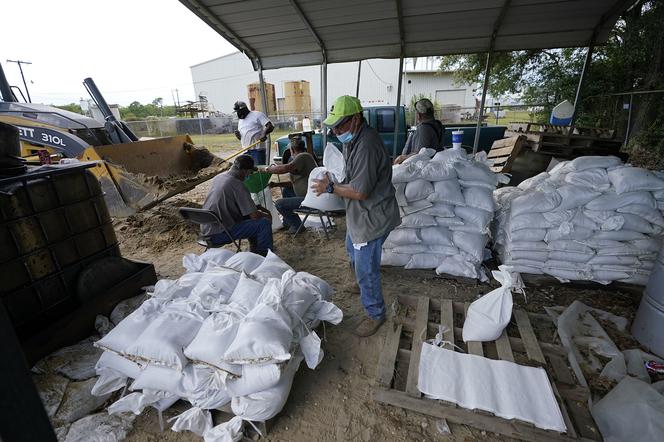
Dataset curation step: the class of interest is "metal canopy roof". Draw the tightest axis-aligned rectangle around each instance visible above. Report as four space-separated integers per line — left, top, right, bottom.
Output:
180 0 634 71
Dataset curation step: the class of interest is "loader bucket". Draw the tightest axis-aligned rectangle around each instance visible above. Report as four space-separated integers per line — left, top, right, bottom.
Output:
79 135 228 217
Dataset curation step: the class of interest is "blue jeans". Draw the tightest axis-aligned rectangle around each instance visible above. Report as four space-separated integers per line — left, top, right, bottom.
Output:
345 233 388 320
274 196 304 228
209 218 273 255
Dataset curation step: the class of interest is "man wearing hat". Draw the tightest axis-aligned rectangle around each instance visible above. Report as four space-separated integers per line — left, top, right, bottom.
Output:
394 98 445 164
233 101 274 162
201 155 273 256
311 95 400 337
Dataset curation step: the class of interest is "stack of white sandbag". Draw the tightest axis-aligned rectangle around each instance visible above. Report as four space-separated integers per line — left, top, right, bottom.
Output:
92 249 342 441
382 148 502 281
493 156 664 285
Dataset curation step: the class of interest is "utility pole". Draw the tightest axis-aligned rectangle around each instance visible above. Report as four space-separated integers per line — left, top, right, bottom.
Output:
6 59 32 103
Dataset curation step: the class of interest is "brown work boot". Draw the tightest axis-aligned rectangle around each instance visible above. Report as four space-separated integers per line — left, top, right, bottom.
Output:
353 316 385 337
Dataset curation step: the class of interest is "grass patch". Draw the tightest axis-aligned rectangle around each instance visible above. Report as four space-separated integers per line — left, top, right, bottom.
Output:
191 130 291 158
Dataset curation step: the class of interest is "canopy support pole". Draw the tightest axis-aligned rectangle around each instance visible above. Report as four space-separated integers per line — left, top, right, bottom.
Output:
321 61 328 147
258 63 270 164
355 61 362 97
393 56 404 158
570 44 594 127
472 50 493 154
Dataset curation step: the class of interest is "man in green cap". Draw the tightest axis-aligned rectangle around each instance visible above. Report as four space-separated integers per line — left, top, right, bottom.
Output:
311 95 400 337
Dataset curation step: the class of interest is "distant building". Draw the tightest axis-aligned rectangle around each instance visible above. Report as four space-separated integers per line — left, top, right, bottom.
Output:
190 52 476 118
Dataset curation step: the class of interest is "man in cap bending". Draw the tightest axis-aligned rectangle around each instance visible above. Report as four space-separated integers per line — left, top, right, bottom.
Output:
311 95 400 337
233 100 274 160
201 155 273 256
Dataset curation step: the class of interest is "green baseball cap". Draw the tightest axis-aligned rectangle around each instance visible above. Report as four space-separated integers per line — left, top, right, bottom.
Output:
323 95 363 127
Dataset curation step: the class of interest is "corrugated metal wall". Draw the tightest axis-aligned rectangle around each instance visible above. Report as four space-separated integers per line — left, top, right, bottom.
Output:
190 52 475 115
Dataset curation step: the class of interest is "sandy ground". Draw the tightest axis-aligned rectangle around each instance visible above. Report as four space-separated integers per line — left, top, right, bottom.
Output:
114 177 643 442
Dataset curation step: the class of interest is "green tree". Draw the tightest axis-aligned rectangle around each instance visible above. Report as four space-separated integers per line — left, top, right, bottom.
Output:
54 103 83 114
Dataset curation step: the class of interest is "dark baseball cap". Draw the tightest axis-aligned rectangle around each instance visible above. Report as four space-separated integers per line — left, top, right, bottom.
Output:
233 154 257 171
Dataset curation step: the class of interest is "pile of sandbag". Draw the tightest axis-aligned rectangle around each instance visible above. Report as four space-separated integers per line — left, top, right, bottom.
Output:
382 148 503 281
493 156 664 285
92 249 342 441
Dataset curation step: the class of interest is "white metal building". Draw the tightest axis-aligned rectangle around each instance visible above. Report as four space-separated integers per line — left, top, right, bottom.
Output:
190 52 476 115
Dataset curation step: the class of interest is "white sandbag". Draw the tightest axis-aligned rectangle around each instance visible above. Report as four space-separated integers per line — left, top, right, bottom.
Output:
518 172 550 190
434 216 465 227
618 204 664 227
542 209 574 225
293 272 334 301
419 227 453 246
592 230 647 241
392 244 429 254
509 228 547 242
454 206 492 232
510 213 553 231
125 302 208 369
620 213 660 235
231 355 304 422
545 226 594 242
249 250 293 283
506 241 548 251
228 273 265 312
607 166 664 194
564 168 610 190
586 191 656 210
421 203 456 217
91 370 127 396
95 351 142 379
505 261 544 274
183 249 235 273
548 250 594 263
224 252 265 273
54 377 110 425
556 185 602 210
428 245 460 255
131 364 186 396
588 255 641 266
182 365 232 409
510 191 562 217
95 298 165 355
630 238 663 253
386 228 421 246
427 179 465 205
568 155 622 171
462 186 495 212
322 142 345 179
170 406 213 437
452 231 487 263
455 160 498 187
509 250 548 262
301 167 346 211
406 253 447 269
222 301 292 365
420 161 456 181
392 162 420 183
399 212 437 228
381 251 412 266
64 412 135 442
151 272 204 301
225 363 282 397
431 147 466 164
436 255 484 280
204 416 244 442
399 199 432 216
403 153 430 164
463 267 517 342
189 269 241 310
109 294 147 326
405 179 434 202
33 339 102 381
184 304 246 372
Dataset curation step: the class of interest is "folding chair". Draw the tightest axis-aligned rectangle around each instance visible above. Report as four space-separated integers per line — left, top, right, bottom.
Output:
178 207 242 252
292 206 346 240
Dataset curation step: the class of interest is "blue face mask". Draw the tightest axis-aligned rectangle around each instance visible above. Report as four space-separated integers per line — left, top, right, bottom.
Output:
337 131 353 143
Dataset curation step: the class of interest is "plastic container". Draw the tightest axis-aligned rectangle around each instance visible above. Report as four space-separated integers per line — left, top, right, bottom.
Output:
550 100 574 126
244 171 272 193
452 130 464 149
632 244 664 358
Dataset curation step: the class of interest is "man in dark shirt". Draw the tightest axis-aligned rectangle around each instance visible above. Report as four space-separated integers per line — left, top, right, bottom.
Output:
311 95 400 337
265 137 317 233
394 98 445 164
201 155 273 256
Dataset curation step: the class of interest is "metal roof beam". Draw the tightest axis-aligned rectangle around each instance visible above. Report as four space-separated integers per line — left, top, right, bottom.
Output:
179 0 262 69
489 0 511 50
288 0 327 62
395 0 405 51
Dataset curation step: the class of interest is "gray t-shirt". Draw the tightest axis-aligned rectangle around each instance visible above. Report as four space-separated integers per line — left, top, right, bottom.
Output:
289 152 317 197
402 119 445 155
342 122 400 243
201 171 257 236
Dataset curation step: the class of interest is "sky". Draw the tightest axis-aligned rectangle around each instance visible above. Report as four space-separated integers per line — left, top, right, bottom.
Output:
1 0 237 106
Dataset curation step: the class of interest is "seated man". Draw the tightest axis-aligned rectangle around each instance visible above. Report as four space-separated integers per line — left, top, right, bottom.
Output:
201 155 273 256
265 138 317 233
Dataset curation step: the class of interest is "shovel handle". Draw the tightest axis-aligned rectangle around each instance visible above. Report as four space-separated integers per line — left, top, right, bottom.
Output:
224 139 263 162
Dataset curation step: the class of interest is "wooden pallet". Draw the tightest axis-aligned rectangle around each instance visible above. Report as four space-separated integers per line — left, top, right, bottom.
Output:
508 123 615 139
520 273 643 297
487 135 526 173
373 294 601 442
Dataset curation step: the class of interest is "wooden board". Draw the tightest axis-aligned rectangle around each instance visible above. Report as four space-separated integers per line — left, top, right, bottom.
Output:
487 135 526 173
373 294 600 441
